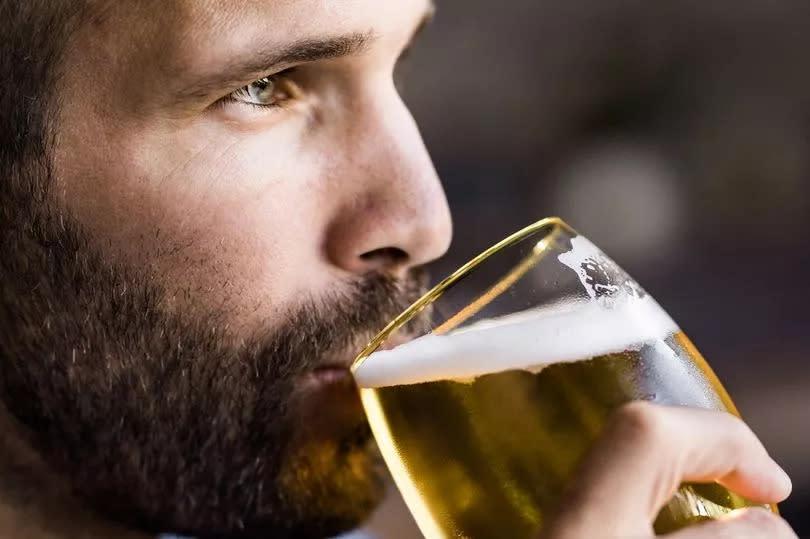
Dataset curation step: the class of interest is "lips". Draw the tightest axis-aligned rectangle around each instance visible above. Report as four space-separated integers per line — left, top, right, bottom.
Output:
303 345 363 390
293 334 418 443
309 364 353 385
302 332 415 392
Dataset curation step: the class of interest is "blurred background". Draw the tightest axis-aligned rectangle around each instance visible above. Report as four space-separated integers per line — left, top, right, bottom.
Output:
363 0 810 536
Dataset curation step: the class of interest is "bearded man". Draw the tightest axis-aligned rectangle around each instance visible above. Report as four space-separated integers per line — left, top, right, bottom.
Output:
0 1 797 538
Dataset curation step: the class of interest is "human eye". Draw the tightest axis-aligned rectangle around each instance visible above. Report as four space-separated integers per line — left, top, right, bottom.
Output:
220 69 300 110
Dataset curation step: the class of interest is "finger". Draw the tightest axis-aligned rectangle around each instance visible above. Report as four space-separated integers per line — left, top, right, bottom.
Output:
664 507 798 539
559 403 791 529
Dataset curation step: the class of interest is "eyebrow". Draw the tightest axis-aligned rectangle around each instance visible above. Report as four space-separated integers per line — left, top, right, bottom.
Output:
175 2 436 105
176 32 375 103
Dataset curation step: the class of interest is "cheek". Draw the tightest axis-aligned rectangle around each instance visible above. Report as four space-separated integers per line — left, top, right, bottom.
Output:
55 122 336 333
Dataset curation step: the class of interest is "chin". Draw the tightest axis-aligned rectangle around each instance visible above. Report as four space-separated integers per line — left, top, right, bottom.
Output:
272 434 389 534
175 462 386 539
187 434 388 539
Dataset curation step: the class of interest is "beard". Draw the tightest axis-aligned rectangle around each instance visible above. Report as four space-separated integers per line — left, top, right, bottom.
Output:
0 161 430 538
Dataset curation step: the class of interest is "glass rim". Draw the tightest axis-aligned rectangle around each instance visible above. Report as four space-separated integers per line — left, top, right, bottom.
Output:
351 216 577 374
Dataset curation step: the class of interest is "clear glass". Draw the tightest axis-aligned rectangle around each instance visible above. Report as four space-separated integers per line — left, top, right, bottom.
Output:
351 217 774 539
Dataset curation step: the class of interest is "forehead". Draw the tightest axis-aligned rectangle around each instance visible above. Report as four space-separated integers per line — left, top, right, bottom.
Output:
75 0 430 107
102 0 426 29
173 0 403 39
92 0 428 58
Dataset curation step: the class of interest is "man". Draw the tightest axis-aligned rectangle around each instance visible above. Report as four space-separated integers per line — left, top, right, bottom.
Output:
0 1 797 538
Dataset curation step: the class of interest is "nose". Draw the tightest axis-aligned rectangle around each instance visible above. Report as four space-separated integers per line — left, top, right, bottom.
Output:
323 85 453 278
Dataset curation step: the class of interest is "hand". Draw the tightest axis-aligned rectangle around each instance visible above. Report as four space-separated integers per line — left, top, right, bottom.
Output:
539 402 796 538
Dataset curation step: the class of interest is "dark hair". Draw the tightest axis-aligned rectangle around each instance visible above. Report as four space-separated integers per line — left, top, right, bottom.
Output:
0 1 85 201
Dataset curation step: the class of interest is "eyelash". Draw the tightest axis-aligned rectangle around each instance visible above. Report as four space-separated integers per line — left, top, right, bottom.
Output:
215 44 413 115
217 69 299 112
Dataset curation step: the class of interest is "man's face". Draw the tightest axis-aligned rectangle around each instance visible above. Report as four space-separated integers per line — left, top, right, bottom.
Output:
0 0 451 537
55 0 451 334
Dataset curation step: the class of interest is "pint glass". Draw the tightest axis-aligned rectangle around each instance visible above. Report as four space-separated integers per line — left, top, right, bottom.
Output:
352 218 773 538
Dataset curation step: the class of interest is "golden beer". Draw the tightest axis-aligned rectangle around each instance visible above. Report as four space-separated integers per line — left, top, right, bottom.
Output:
355 296 757 538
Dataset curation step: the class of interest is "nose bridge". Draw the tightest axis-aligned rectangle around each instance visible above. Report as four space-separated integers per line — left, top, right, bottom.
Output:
352 82 438 202
323 80 452 274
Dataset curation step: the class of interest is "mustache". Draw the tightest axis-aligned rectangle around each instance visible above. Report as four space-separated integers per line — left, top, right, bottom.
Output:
246 268 431 377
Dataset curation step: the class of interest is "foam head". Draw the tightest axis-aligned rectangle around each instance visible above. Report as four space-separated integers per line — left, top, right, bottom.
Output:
353 295 679 388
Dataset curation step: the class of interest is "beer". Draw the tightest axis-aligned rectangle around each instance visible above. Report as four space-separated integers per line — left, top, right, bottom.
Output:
355 295 755 538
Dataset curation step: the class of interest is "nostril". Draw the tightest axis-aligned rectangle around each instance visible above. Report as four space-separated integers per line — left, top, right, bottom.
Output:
359 247 409 268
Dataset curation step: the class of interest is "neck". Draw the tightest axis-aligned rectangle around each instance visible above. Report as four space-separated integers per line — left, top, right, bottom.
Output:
0 404 149 539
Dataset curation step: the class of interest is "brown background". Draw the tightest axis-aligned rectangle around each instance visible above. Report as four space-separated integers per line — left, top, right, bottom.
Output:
364 0 810 536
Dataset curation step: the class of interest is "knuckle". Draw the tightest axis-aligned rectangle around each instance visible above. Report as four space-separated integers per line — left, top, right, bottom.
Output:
721 413 761 452
723 412 751 437
611 401 664 447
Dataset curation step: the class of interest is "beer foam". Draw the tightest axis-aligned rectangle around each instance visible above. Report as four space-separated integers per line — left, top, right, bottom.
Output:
353 295 679 388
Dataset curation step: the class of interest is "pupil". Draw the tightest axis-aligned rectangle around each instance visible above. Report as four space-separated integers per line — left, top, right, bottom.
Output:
250 78 275 102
